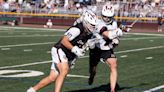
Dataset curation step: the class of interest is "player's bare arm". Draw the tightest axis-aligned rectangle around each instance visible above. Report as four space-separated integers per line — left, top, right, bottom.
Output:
61 36 74 50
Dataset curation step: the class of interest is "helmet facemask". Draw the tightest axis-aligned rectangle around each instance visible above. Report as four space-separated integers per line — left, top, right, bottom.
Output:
101 14 113 24
83 20 96 33
82 10 97 33
101 3 115 24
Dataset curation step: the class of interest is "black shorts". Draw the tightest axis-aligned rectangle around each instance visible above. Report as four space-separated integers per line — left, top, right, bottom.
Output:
158 22 162 25
89 47 116 66
158 17 163 25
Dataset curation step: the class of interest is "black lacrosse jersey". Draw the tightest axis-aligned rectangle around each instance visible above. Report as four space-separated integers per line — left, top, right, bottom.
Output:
54 23 93 61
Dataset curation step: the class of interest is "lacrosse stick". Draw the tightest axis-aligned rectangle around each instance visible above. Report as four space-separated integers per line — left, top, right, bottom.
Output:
129 4 153 27
120 4 153 32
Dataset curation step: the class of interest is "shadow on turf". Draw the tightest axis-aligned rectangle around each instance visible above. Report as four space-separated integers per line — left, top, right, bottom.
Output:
67 83 131 92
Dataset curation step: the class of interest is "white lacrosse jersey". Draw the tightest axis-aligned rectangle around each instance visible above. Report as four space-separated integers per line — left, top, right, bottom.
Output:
94 19 118 50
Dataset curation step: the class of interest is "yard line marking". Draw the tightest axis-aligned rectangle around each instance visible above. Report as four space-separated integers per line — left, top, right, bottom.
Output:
143 85 164 92
0 45 164 70
120 55 128 58
67 74 89 78
145 57 153 60
0 42 54 48
0 61 52 69
23 49 33 52
1 48 11 50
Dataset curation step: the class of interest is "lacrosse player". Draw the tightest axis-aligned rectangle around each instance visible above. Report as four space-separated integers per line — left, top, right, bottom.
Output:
87 3 123 92
26 9 97 92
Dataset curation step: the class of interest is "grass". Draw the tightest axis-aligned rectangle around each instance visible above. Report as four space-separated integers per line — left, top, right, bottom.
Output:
0 26 164 92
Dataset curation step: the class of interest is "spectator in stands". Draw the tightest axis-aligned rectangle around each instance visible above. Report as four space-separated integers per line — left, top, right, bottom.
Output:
157 13 163 32
8 20 16 26
2 0 9 12
44 19 53 28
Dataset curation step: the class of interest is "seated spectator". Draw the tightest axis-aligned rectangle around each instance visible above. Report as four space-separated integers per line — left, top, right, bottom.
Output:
157 13 163 32
2 19 18 27
44 19 53 28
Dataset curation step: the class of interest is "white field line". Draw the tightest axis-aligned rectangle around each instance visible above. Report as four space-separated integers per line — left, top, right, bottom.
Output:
115 46 164 54
0 45 164 70
143 85 164 92
0 34 62 38
126 33 164 37
0 61 52 69
121 37 164 40
0 26 164 37
67 74 89 78
0 26 65 31
0 42 54 48
0 30 62 32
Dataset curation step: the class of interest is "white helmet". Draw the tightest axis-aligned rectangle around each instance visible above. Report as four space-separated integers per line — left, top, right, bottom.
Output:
82 9 97 32
102 3 115 17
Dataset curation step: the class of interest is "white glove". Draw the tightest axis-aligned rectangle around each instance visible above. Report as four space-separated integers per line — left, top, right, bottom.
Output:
108 28 123 39
71 46 84 57
112 38 119 45
117 28 123 37
87 39 96 49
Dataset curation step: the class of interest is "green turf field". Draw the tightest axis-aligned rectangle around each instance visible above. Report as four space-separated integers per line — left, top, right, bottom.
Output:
0 26 164 92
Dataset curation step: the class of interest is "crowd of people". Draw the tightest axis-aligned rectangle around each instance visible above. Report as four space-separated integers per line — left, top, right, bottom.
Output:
0 0 163 17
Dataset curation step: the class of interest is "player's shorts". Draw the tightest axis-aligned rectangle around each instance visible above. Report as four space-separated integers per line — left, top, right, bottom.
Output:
89 47 116 66
51 47 68 63
50 47 76 73
50 47 68 73
158 17 162 25
51 62 59 74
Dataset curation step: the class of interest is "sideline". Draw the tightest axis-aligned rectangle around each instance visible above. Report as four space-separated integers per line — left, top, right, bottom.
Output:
143 85 164 92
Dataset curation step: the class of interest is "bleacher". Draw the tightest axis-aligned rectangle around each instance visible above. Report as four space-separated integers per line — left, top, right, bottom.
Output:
0 0 163 25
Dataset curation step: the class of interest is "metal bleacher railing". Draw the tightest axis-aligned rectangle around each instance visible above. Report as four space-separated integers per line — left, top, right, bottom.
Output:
0 1 163 23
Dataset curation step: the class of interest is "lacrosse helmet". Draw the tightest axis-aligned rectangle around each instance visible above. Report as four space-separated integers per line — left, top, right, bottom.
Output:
82 9 97 33
101 3 115 24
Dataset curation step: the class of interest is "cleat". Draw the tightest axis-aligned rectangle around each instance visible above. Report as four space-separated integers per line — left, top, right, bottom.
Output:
88 70 96 85
88 75 95 85
26 87 36 92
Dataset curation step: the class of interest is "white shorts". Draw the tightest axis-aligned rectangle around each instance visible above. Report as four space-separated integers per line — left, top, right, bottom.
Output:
50 47 68 71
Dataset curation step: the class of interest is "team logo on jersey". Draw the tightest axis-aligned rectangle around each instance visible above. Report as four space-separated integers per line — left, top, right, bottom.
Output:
77 40 84 48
